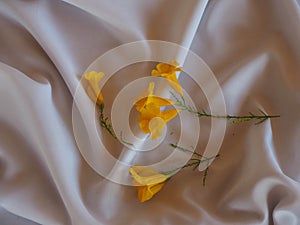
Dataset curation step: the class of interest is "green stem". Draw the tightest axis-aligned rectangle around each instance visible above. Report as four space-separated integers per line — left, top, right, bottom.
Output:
170 91 280 125
99 104 134 146
169 143 206 158
163 155 219 176
99 104 118 139
164 143 220 186
195 111 280 125
202 166 209 186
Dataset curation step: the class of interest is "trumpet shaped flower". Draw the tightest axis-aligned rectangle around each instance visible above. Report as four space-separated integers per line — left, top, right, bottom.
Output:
83 71 105 105
129 166 169 202
151 60 183 95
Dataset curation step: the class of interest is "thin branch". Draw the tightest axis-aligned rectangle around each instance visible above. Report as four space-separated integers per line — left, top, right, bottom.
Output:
99 104 134 146
99 104 118 139
170 91 280 125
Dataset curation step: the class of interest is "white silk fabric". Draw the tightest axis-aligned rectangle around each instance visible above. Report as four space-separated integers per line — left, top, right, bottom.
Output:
0 0 300 225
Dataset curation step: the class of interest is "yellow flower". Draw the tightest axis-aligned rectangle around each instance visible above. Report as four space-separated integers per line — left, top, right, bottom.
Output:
135 82 175 112
83 71 105 105
129 166 168 202
138 104 178 140
134 82 179 140
151 60 183 95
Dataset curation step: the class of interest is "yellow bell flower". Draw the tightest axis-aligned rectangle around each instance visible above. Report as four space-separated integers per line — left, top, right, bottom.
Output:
134 82 179 140
83 71 105 105
129 166 168 202
151 60 183 95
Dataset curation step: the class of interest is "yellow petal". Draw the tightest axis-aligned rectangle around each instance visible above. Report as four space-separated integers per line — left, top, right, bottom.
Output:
129 166 167 185
139 102 161 118
134 82 155 111
172 86 183 96
84 71 104 93
136 185 152 202
135 97 147 112
161 108 179 123
151 69 160 76
86 86 97 103
138 102 162 134
168 81 183 96
151 61 183 95
149 117 166 140
147 96 175 106
130 166 168 202
136 96 175 112
156 63 173 73
169 60 180 67
136 182 165 202
138 119 150 133
137 82 155 98
162 73 183 96
83 71 105 105
147 82 155 95
84 71 105 82
148 182 165 196
170 60 182 71
137 113 150 123
154 61 182 74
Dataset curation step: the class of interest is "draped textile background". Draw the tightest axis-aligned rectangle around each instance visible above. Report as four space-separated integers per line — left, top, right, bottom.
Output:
0 0 300 225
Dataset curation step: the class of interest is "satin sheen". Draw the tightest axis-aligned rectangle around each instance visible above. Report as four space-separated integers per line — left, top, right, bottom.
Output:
0 0 300 225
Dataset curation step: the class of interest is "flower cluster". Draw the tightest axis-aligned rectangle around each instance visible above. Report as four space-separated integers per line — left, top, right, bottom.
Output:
134 82 179 140
82 61 280 203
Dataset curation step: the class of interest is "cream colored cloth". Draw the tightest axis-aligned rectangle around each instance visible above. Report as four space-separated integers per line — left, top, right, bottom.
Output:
0 0 300 225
